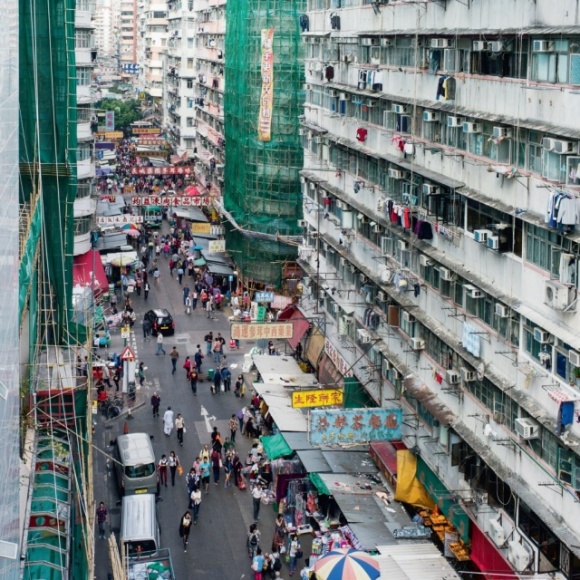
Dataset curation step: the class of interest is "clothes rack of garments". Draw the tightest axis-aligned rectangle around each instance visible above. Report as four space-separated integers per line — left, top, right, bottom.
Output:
299 14 309 32
325 65 335 81
363 308 380 330
436 75 456 101
546 190 578 231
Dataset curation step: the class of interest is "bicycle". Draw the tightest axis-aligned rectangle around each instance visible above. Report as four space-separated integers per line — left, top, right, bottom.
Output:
101 395 124 419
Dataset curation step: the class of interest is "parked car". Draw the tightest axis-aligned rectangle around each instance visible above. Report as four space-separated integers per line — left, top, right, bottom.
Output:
144 308 175 336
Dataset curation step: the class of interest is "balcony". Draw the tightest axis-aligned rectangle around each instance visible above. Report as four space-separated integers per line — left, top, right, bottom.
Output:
73 196 96 218
77 158 95 180
76 47 98 66
73 231 92 257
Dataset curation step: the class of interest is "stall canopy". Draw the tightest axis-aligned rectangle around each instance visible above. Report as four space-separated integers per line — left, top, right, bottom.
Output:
260 434 292 460
252 355 318 387
278 306 311 349
305 328 325 367
394 450 436 511
73 249 109 295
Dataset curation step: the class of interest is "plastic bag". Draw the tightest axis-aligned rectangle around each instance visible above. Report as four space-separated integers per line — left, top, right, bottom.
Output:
177 465 184 476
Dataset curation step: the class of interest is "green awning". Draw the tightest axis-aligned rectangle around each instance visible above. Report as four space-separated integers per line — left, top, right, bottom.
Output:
309 472 330 496
416 457 471 543
260 434 292 460
193 257 207 267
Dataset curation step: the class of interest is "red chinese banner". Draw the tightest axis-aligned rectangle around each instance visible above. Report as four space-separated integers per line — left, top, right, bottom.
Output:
258 28 274 142
131 166 192 176
132 127 162 135
231 322 293 340
130 196 211 207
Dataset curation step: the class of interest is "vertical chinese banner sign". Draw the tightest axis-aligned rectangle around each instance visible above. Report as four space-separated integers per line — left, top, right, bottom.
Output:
258 28 274 142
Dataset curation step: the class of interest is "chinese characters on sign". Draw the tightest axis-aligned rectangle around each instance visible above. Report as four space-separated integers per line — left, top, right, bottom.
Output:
137 137 166 145
208 240 226 253
131 166 192 176
231 322 293 341
94 131 124 139
130 196 210 207
254 291 275 303
324 338 354 378
97 215 144 225
309 408 403 445
258 29 274 142
191 223 212 234
292 389 343 409
132 127 162 135
105 111 115 131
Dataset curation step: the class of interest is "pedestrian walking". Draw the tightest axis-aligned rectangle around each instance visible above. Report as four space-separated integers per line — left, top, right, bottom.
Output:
135 277 142 296
271 514 288 554
182 356 191 377
206 296 214 319
96 501 108 540
178 266 184 284
137 362 145 387
211 448 221 485
194 346 204 374
252 548 265 580
185 295 192 314
247 523 261 559
163 406 174 436
204 331 213 356
158 454 169 487
211 369 221 395
213 338 222 363
169 450 181 486
151 392 160 418
200 455 211 494
229 414 238 442
113 366 121 392
144 281 150 300
223 452 233 488
289 534 301 576
188 367 199 395
154 268 160 284
252 482 264 521
175 413 186 446
191 290 198 310
187 468 199 504
221 365 232 392
170 346 179 373
156 333 166 356
103 364 112 389
190 485 201 524
178 512 192 552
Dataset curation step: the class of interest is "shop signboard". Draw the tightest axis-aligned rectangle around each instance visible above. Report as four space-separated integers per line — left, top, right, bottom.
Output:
131 166 192 176
324 338 354 378
309 408 403 445
208 240 226 253
94 131 124 139
231 322 293 340
97 215 144 225
191 223 212 234
132 127 161 135
255 291 274 303
130 196 210 207
292 389 343 408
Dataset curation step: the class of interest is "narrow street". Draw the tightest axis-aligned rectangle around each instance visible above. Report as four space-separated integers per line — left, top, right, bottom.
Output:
92 236 277 579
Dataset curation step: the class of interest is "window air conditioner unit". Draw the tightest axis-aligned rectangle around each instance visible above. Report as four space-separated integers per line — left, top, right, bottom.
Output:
309 182 317 191
297 219 306 227
423 111 440 122
339 256 346 267
357 328 372 344
533 327 552 343
489 41 505 52
419 255 433 267
337 200 349 210
569 349 580 367
366 99 376 107
507 541 532 572
377 290 387 301
380 38 392 47
446 369 460 385
487 519 506 547
514 417 540 440
430 38 450 49
348 264 357 274
533 40 553 53
493 127 510 139
411 337 425 351
372 223 381 233
463 122 481 133
473 229 492 243
460 367 476 382
447 116 463 128
553 139 577 154
360 38 374 46
402 311 415 324
423 183 439 195
339 92 349 101
473 41 489 51
392 104 406 114
439 266 455 281
542 137 555 151
389 168 405 180
495 304 510 318
318 290 325 299
331 302 340 314
545 279 572 311
359 273 367 283
465 284 483 299
328 89 338 97
487 235 500 250
314 136 322 144
398 240 408 251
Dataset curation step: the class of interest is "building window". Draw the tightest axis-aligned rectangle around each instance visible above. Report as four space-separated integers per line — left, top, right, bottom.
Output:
531 39 570 83
524 224 571 274
76 67 91 86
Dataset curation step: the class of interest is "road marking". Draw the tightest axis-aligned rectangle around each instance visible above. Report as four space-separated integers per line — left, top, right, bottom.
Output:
200 405 216 433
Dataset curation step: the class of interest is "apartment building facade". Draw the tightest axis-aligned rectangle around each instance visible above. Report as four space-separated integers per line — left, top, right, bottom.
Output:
118 0 138 70
138 0 168 101
298 1 580 578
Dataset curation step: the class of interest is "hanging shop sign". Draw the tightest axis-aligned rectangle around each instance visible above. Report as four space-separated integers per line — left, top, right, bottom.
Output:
255 291 275 303
208 240 226 253
132 127 162 135
231 322 293 341
309 408 403 445
97 215 144 225
94 131 124 139
131 166 192 176
137 138 166 145
257 28 274 142
105 111 115 131
190 223 212 234
292 388 343 409
324 338 354 378
130 195 210 207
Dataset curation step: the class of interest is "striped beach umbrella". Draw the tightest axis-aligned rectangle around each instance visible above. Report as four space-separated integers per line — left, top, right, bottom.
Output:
313 548 380 580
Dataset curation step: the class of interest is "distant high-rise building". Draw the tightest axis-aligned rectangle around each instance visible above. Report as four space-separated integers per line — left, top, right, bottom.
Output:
94 0 117 59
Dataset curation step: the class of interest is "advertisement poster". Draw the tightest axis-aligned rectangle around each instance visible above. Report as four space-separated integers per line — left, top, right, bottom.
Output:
258 29 274 141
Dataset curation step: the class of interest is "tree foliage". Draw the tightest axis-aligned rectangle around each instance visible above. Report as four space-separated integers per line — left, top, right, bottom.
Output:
95 98 143 132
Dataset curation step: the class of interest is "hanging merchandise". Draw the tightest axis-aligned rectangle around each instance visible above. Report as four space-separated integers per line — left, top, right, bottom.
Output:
299 14 309 32
325 65 335 82
356 128 367 142
436 75 448 100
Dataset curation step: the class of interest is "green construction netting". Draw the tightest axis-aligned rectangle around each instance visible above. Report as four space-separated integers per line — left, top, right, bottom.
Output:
260 433 293 460
224 0 305 284
20 197 42 323
20 0 78 345
309 472 330 496
27 530 67 551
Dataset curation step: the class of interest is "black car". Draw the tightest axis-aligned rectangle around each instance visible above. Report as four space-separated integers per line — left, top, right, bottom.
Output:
144 308 175 336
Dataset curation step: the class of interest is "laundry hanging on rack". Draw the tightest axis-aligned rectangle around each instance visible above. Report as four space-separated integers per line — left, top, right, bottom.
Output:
546 190 579 230
436 75 455 101
325 65 335 81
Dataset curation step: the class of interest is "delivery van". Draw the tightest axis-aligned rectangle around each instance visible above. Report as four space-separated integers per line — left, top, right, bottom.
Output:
113 433 158 496
120 494 160 556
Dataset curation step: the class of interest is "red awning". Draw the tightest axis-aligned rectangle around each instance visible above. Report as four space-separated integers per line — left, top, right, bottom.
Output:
73 249 109 296
318 354 344 389
470 524 517 580
278 306 310 349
